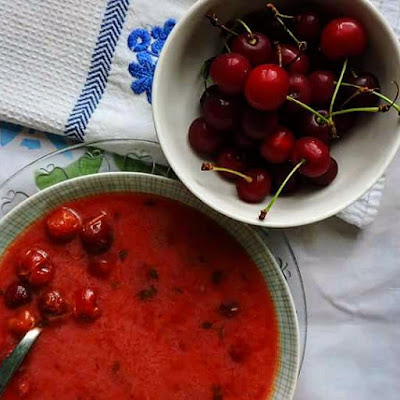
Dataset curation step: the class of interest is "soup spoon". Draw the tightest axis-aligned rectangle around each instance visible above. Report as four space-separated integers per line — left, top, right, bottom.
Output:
0 327 42 396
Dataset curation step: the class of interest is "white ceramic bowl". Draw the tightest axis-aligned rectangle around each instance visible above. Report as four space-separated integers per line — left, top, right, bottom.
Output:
153 0 400 228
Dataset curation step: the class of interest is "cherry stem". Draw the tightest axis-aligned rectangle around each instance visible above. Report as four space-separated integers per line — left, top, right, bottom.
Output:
259 159 306 220
329 58 348 117
206 12 239 37
336 81 400 113
286 96 330 124
266 3 307 51
275 42 283 67
201 163 253 183
331 106 384 116
236 19 256 44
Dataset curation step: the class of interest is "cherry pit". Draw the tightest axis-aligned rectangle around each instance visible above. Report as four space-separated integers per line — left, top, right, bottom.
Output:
189 4 400 220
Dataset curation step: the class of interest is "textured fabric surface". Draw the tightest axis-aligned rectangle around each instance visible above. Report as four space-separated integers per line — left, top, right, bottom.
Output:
0 0 399 225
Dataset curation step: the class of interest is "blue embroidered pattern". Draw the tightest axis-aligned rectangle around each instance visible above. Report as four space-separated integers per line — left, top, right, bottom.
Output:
128 19 176 104
64 0 131 142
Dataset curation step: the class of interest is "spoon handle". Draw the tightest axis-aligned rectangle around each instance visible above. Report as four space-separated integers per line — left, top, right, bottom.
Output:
0 327 42 396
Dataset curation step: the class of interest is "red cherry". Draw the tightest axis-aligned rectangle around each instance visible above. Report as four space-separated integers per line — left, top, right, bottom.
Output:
321 18 368 60
231 32 272 66
188 118 223 155
8 309 36 337
245 64 290 111
89 253 117 277
309 157 338 186
81 212 113 254
210 53 251 95
286 73 312 113
346 72 380 108
202 90 238 131
236 169 271 203
233 130 258 150
295 10 322 42
216 148 246 181
39 289 69 320
302 111 330 145
335 114 355 136
18 249 54 287
200 85 220 106
46 207 80 242
4 281 32 309
74 288 101 321
273 44 310 74
291 137 331 178
309 70 336 106
260 126 296 164
240 104 278 140
269 164 300 195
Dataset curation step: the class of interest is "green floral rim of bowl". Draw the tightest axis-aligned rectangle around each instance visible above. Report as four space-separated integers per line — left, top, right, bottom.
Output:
0 172 300 399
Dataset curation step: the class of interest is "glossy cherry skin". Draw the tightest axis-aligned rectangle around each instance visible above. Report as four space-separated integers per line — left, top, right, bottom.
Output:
46 207 80 242
8 309 36 337
309 70 336 106
295 10 322 42
302 111 330 145
210 53 251 95
232 32 272 66
240 104 278 140
260 126 296 164
286 73 312 113
309 157 338 186
321 18 368 60
245 64 290 111
216 148 246 180
233 130 258 150
81 212 113 254
89 253 117 277
18 249 54 287
236 169 271 203
4 281 32 309
74 288 101 321
199 85 220 106
188 118 223 156
346 72 380 108
38 289 69 319
273 44 310 74
291 137 331 178
202 90 238 131
269 164 300 195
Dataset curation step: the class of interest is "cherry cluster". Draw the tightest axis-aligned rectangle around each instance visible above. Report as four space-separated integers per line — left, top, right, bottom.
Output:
188 4 399 220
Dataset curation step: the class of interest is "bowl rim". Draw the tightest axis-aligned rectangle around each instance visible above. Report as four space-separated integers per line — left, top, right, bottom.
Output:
152 0 400 228
0 171 300 398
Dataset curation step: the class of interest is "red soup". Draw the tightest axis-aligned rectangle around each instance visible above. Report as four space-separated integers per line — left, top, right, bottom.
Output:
0 193 279 400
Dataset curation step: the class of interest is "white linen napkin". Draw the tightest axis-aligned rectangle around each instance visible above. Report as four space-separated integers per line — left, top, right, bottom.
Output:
0 0 398 228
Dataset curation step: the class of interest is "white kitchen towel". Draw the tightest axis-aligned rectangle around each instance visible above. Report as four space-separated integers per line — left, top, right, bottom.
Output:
0 0 398 227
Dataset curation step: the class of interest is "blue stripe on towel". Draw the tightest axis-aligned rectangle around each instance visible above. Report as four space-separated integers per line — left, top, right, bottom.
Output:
64 0 130 141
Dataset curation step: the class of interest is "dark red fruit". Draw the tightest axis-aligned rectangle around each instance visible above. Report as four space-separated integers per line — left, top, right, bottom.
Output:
74 288 101 321
46 207 80 242
18 249 54 287
334 114 355 135
309 157 338 186
89 253 117 277
286 73 312 113
240 104 279 140
270 164 300 195
8 309 36 337
200 85 220 106
236 169 271 203
260 126 296 164
273 44 310 74
291 137 331 178
38 289 69 319
219 301 240 318
216 148 246 181
202 90 237 131
321 18 368 60
309 70 336 106
188 118 223 155
346 72 380 108
231 32 272 66
81 212 113 254
295 10 322 42
302 111 330 145
245 64 290 111
210 53 251 95
233 130 257 150
4 281 32 309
